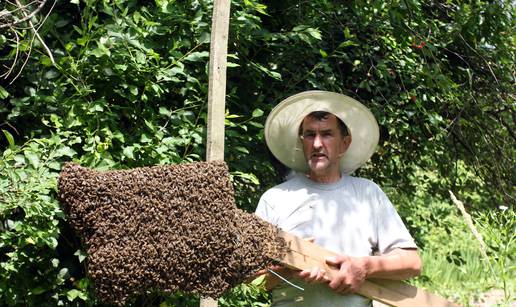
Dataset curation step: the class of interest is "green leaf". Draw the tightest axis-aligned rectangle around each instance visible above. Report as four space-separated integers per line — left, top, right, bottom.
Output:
252 108 264 118
0 86 9 99
88 104 104 113
251 274 265 286
67 289 86 301
159 107 171 116
129 86 139 96
135 51 146 63
112 131 125 143
184 51 209 62
50 113 63 128
56 146 77 158
115 64 127 71
338 40 358 48
32 287 46 295
248 121 263 128
52 258 60 267
13 154 25 165
76 36 88 46
305 27 322 40
123 146 135 159
140 133 152 143
41 56 54 67
232 171 260 185
44 70 59 79
251 63 282 80
24 151 40 168
292 25 309 32
144 119 155 131
235 146 249 154
74 250 87 263
58 268 69 280
199 32 211 44
2 130 15 149
227 62 240 68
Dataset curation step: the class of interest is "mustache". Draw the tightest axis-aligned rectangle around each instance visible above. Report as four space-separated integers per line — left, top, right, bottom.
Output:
311 151 326 157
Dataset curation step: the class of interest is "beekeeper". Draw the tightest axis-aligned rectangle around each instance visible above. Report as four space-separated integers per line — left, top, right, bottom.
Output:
255 90 421 307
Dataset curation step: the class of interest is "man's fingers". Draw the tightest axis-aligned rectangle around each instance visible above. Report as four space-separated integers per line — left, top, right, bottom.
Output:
328 275 350 293
297 270 309 278
325 255 347 267
297 267 328 284
328 274 343 289
309 267 319 279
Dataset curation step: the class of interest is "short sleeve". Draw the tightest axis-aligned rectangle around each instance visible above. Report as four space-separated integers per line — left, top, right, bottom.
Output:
375 189 417 254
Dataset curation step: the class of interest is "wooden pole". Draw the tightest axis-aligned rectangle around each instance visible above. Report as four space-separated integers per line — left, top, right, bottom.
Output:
205 0 231 162
202 0 231 306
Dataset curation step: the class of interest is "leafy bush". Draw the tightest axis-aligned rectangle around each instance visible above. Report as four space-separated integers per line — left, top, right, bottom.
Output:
0 132 90 306
0 0 514 305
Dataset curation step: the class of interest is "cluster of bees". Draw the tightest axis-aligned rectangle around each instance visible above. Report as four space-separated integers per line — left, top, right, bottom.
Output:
58 161 286 305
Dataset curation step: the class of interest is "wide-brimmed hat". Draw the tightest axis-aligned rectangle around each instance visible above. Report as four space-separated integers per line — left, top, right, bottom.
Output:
264 90 379 174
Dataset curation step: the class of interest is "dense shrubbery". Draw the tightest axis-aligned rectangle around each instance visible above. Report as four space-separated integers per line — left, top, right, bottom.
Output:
0 0 514 305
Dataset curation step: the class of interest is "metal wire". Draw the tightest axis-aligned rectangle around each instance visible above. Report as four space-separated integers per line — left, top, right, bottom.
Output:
267 269 305 291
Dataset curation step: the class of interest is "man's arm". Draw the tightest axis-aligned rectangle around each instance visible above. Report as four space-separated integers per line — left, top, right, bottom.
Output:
250 248 420 292
325 248 421 293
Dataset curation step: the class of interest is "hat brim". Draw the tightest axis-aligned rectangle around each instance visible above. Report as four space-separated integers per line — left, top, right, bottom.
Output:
264 90 379 175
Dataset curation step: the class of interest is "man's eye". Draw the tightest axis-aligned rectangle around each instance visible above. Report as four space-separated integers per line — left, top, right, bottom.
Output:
303 132 315 139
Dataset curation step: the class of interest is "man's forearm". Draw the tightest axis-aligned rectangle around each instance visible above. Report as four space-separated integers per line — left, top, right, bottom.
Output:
361 248 421 280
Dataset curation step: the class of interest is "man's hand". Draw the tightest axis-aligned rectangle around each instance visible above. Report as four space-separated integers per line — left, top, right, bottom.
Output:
324 248 421 294
295 266 328 284
325 255 367 293
294 237 330 285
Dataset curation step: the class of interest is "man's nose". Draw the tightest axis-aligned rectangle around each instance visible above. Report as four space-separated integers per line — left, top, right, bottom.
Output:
313 134 323 148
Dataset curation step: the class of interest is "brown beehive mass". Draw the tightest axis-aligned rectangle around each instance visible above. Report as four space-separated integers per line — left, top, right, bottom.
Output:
58 161 286 305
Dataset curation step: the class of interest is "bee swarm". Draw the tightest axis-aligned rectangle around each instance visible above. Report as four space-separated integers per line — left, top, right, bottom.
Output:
58 161 286 305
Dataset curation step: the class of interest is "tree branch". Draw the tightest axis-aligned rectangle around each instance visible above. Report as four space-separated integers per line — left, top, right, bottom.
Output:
0 0 47 28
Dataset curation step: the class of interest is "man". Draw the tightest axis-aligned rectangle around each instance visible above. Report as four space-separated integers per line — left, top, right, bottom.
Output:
255 91 421 306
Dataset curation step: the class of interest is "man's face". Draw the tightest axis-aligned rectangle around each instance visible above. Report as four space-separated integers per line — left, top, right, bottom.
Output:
300 114 351 177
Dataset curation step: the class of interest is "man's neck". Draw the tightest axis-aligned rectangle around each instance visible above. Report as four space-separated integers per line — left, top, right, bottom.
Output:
306 171 341 184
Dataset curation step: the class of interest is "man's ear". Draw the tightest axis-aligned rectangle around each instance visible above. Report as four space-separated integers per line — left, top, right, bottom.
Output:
339 135 352 156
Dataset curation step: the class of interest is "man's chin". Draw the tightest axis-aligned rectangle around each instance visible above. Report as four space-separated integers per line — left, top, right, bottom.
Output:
307 161 329 173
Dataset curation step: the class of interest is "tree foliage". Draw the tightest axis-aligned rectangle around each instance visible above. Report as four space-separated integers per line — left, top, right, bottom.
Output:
0 0 514 305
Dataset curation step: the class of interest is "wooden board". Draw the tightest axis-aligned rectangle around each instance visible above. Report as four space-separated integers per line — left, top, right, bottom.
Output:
277 230 458 307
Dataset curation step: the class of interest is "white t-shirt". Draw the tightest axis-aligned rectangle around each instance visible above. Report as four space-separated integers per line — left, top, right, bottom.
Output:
255 173 417 307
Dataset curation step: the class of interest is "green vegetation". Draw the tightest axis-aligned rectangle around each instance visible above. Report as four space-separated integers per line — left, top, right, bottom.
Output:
0 0 514 306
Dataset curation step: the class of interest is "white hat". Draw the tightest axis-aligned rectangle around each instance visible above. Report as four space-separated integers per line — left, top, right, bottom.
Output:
264 90 379 175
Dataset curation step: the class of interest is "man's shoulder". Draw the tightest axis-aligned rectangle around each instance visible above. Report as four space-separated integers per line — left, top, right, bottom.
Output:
261 174 305 196
257 175 306 214
347 175 376 185
345 175 384 194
